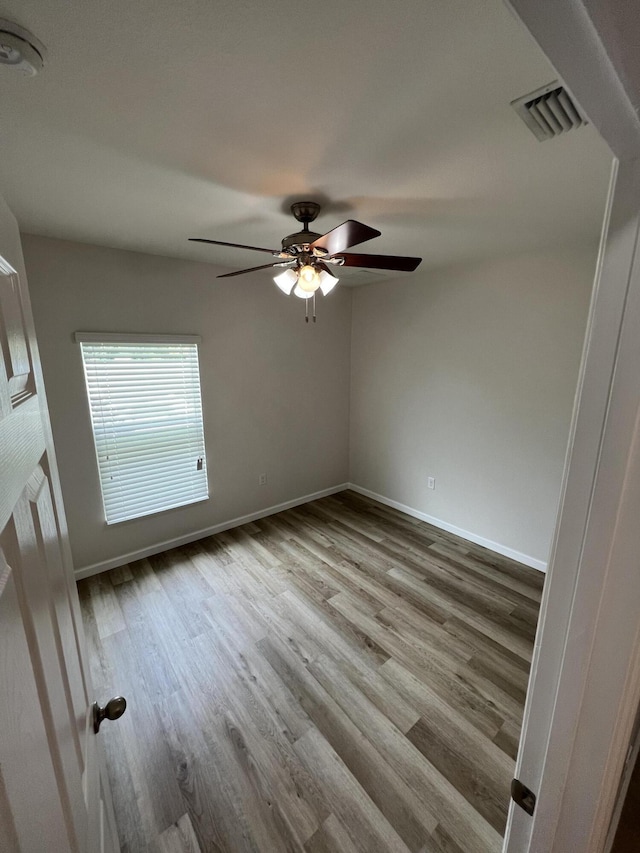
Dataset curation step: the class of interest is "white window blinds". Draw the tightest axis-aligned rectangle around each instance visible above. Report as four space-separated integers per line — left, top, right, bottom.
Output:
77 335 208 525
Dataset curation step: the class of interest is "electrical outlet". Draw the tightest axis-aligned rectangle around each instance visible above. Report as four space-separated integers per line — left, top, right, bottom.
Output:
427 476 435 490
258 473 267 485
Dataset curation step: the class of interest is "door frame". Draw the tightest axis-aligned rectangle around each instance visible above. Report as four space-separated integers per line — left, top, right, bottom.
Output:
503 1 640 850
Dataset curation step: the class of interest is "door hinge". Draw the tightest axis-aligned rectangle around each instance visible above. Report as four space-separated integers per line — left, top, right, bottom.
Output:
511 778 536 816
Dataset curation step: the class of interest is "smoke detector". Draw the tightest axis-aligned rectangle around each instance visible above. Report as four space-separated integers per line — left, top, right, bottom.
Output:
0 19 45 77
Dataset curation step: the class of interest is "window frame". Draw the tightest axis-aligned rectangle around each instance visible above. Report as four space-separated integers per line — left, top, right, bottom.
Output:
75 332 209 525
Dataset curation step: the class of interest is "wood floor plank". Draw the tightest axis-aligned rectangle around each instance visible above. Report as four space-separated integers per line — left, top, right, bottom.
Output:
328 593 508 738
394 540 541 615
127 556 164 596
443 616 531 677
109 563 134 585
294 728 413 853
306 651 503 853
406 715 512 835
302 498 389 544
259 634 440 851
78 490 542 852
304 814 361 853
333 653 421 734
374 604 472 668
331 557 450 626
493 720 522 761
192 630 330 845
387 566 534 662
380 655 514 786
154 690 258 853
84 571 126 639
113 580 182 700
303 505 518 623
150 813 203 853
425 543 543 605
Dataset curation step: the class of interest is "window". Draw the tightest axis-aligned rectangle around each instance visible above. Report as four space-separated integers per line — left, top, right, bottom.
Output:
76 333 208 524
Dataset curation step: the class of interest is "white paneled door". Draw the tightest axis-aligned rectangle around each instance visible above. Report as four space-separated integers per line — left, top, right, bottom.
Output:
0 250 119 852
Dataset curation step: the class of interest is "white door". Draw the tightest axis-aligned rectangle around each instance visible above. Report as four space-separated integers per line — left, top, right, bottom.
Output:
0 245 120 852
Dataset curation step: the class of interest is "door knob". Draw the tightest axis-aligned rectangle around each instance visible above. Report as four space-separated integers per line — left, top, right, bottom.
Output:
93 696 127 733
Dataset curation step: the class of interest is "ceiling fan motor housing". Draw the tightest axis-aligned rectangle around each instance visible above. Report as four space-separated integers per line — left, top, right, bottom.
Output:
281 230 322 252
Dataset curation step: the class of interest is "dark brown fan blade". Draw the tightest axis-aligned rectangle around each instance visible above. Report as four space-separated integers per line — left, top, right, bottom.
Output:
333 253 422 272
310 220 381 256
317 261 338 277
190 238 281 255
217 263 286 278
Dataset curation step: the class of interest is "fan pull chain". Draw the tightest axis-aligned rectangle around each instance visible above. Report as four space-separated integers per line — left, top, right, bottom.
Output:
305 298 309 323
313 292 317 323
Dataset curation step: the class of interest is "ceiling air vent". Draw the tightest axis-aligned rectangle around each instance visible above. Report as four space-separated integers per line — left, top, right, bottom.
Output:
511 82 587 141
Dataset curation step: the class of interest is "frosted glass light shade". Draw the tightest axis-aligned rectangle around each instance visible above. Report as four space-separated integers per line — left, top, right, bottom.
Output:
319 270 339 295
293 285 314 299
273 268 298 294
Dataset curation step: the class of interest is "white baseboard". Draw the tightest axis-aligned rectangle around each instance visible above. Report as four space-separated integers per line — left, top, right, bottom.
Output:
75 480 547 579
347 483 548 572
74 483 350 580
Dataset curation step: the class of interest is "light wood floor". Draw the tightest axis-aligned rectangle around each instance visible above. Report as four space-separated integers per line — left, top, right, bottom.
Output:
78 490 544 853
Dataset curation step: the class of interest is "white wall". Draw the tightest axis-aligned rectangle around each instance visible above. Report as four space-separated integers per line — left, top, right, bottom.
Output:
21 234 351 572
349 245 598 567
21 232 599 574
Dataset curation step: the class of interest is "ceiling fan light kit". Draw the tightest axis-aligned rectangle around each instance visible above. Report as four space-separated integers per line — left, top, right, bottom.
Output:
190 201 422 321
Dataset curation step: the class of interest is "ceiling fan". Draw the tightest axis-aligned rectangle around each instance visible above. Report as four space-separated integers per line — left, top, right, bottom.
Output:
190 201 422 321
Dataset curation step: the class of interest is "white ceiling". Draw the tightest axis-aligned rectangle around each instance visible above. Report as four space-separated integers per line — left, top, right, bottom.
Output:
0 0 612 283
